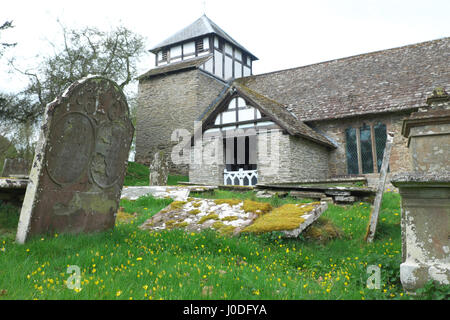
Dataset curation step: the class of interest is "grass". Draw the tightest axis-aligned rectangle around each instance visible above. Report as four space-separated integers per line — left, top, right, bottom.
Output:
123 161 188 186
0 189 448 300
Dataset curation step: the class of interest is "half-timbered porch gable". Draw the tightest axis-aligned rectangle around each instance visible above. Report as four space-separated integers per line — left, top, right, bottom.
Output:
198 84 336 149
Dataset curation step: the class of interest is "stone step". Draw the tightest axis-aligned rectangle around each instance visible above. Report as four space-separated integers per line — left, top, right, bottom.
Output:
289 191 326 199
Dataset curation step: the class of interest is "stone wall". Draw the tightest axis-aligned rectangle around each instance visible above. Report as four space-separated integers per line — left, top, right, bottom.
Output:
308 111 414 188
257 129 330 184
135 69 225 175
189 135 224 185
189 129 330 185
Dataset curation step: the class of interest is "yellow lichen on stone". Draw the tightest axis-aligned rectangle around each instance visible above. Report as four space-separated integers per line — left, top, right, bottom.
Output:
174 221 189 228
219 225 236 235
211 221 236 235
212 221 225 229
242 204 314 233
165 220 177 229
213 199 242 206
192 202 202 208
221 216 238 222
170 201 187 209
188 209 201 215
198 213 219 224
242 200 273 215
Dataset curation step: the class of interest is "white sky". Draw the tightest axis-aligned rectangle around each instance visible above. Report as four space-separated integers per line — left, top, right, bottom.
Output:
1 0 449 94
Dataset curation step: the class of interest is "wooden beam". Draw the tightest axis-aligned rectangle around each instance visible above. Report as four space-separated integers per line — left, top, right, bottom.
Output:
356 127 363 174
370 124 378 173
365 132 394 243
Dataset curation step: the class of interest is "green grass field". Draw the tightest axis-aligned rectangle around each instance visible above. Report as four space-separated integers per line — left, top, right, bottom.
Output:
124 161 188 186
0 163 448 300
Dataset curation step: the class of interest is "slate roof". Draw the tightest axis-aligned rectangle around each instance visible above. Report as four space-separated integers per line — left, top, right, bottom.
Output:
235 37 450 122
137 54 213 80
150 15 258 60
198 83 336 149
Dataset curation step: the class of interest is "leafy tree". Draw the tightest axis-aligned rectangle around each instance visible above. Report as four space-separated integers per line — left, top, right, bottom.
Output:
0 135 18 174
3 22 146 125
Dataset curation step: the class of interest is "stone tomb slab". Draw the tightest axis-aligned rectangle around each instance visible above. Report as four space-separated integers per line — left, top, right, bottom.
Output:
16 76 134 243
121 186 191 202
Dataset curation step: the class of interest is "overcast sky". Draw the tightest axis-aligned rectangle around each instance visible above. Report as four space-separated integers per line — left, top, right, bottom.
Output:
1 0 449 94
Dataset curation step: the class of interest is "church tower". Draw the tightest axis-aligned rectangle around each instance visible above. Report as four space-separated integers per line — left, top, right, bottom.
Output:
135 15 258 174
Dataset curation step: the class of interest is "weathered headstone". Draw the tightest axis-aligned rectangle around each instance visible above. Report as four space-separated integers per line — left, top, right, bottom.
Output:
149 150 169 186
1 158 30 178
16 75 134 244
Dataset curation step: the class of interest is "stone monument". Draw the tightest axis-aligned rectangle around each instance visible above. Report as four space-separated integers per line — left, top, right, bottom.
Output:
16 75 134 244
391 87 450 292
149 150 169 186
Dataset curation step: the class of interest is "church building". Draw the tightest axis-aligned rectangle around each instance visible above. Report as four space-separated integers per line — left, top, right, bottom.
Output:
135 15 450 187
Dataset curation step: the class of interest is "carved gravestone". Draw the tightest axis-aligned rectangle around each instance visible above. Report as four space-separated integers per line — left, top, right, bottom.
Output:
16 76 134 244
149 151 169 186
1 158 30 178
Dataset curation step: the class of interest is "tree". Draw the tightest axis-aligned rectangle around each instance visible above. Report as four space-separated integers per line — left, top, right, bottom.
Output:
0 20 17 122
2 22 146 125
0 135 18 174
0 20 16 58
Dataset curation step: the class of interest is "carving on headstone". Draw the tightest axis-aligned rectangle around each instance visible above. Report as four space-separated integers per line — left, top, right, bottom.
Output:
149 151 169 186
16 75 134 244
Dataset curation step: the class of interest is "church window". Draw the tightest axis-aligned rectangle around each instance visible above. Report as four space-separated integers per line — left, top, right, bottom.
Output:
374 123 388 172
345 128 359 175
345 122 387 174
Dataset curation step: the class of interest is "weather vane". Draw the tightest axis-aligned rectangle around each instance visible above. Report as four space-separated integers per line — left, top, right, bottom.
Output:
202 0 206 15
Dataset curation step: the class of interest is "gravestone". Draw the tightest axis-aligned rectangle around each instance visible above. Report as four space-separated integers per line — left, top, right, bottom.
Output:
1 158 30 178
149 150 169 186
16 75 134 244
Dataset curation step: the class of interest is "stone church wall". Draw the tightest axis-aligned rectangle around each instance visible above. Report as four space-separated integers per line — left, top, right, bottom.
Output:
135 69 225 175
257 130 330 184
308 111 414 188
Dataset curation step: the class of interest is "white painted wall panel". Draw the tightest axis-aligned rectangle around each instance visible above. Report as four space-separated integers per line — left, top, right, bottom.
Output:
204 58 213 74
243 66 251 77
234 49 242 61
225 43 233 55
222 111 236 124
203 37 209 50
170 45 182 58
214 50 223 79
234 61 242 78
224 56 233 80
238 108 255 122
183 41 195 54
237 97 246 108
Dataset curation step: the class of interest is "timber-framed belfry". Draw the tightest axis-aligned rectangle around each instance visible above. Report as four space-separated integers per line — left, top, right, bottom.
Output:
135 14 450 187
